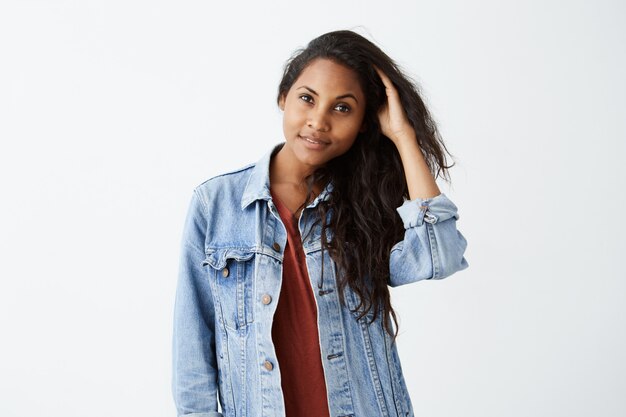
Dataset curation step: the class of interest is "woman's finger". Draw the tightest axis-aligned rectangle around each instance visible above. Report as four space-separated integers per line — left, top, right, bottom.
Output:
373 65 390 85
373 65 398 96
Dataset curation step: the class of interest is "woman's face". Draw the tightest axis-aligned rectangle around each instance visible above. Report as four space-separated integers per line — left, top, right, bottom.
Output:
278 58 367 170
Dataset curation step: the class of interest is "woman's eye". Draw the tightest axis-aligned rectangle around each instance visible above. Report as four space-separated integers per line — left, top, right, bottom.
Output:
298 95 350 113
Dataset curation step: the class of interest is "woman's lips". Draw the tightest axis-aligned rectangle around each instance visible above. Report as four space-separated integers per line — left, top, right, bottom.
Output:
299 135 329 146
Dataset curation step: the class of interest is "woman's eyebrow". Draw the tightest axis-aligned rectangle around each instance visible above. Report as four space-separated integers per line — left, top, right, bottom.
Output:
297 85 359 104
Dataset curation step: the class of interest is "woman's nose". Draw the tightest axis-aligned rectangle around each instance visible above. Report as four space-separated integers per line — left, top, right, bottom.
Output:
307 109 330 132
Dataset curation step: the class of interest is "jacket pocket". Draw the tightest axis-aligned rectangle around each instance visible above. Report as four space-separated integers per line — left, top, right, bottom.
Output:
203 247 256 332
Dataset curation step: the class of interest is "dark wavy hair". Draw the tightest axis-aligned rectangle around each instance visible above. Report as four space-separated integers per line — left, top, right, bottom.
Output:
276 29 455 344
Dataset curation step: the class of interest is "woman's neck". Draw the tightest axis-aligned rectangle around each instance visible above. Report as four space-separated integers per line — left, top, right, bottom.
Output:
270 144 324 195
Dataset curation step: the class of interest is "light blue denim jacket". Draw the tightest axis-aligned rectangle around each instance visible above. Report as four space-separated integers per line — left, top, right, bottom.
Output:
172 142 469 417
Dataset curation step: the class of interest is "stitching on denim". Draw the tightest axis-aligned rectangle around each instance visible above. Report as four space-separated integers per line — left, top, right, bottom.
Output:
426 222 440 279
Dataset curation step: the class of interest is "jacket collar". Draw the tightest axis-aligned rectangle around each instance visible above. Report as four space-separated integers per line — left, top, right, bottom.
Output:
240 141 334 210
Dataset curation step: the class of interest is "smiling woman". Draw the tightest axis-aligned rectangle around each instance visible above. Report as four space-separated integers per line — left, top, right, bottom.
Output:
172 29 469 417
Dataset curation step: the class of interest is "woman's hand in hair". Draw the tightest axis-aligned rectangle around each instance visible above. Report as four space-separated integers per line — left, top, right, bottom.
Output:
373 65 416 147
374 65 440 199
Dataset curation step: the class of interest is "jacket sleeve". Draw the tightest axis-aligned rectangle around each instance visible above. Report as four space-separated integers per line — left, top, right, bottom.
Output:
389 192 469 287
172 189 224 417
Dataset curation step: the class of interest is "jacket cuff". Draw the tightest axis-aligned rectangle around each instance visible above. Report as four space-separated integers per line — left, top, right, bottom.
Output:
395 193 460 229
178 412 224 417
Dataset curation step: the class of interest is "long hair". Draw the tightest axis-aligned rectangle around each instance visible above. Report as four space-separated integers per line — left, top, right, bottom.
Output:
276 29 455 344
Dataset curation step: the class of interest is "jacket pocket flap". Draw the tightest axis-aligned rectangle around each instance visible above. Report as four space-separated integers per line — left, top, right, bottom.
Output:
202 247 255 270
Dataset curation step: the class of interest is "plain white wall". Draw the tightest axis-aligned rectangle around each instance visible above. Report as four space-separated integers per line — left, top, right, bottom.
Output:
1 1 624 416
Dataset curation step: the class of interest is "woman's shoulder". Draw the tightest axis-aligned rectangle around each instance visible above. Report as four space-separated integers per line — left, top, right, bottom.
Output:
191 143 280 207
191 160 259 212
195 161 256 190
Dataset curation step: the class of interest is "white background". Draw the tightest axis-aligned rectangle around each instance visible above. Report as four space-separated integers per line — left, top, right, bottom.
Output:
1 1 624 416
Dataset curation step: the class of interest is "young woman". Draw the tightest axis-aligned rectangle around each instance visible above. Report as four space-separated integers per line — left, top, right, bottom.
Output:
173 29 469 417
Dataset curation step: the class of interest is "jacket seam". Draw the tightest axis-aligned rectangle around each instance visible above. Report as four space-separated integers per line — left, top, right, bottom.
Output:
193 187 210 217
197 163 256 186
361 318 389 417
426 222 440 279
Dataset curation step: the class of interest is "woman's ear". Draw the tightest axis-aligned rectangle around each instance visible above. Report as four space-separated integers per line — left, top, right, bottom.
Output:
278 94 286 111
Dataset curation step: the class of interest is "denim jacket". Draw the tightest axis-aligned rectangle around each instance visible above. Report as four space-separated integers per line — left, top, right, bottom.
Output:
172 142 469 417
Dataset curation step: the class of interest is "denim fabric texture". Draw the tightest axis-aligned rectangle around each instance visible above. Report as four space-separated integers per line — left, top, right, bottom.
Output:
172 142 469 417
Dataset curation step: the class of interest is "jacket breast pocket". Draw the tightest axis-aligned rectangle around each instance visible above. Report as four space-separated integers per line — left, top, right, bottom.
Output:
203 247 256 332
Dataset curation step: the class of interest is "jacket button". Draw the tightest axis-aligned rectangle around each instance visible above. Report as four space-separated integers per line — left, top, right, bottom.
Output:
272 242 281 252
261 294 272 305
263 360 273 371
221 267 229 278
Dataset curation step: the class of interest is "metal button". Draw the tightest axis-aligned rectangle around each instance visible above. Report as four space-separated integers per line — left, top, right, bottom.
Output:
222 267 229 278
272 242 281 251
261 294 272 305
263 360 273 371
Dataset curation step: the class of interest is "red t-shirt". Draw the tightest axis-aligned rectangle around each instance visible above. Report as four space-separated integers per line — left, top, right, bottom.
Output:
270 190 331 417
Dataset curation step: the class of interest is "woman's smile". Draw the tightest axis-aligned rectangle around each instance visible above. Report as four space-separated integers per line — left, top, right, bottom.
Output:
298 134 330 149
